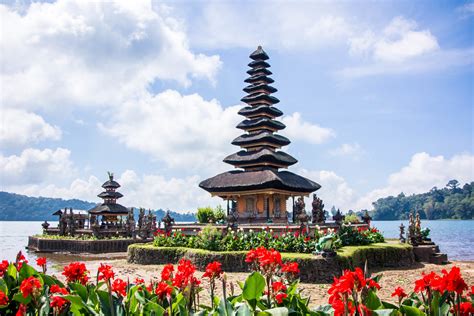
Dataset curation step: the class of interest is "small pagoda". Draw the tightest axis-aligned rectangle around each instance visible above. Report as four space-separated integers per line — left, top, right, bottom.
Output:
88 172 129 223
199 46 321 223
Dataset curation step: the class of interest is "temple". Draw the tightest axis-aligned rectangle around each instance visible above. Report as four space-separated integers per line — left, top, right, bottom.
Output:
200 46 321 223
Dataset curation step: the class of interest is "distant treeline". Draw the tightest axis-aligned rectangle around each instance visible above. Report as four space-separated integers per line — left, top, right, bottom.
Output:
0 191 196 222
370 180 473 220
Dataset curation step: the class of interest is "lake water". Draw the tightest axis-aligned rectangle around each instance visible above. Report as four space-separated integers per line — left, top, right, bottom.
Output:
0 220 472 267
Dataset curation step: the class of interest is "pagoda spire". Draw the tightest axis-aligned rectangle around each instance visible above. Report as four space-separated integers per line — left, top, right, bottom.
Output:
225 46 296 170
97 172 123 205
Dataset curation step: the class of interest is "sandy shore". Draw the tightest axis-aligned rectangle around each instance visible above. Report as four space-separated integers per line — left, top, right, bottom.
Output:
43 253 474 308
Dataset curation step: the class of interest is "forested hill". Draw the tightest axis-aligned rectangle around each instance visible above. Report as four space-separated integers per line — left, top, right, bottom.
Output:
371 180 473 220
0 191 196 222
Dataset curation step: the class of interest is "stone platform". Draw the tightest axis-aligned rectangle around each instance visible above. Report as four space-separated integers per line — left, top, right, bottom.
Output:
28 236 152 254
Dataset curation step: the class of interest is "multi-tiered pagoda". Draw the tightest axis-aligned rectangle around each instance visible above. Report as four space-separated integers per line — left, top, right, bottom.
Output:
200 46 321 223
88 172 129 222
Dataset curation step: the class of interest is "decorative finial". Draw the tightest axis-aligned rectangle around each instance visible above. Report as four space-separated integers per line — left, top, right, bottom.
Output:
107 171 114 181
257 45 262 49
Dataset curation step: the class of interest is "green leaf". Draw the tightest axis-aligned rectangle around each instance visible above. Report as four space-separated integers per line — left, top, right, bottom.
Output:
143 301 165 316
217 298 236 316
13 292 32 305
400 305 425 316
366 289 383 310
0 279 8 295
381 301 398 310
19 263 40 282
372 309 397 316
257 307 289 316
69 282 88 301
236 303 252 316
41 274 63 288
242 272 265 310
7 263 17 280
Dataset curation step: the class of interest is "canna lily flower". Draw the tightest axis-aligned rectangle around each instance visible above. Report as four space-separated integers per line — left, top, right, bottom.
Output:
62 262 89 285
19 276 42 298
98 263 115 281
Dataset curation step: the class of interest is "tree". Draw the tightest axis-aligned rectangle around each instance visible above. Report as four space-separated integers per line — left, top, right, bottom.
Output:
446 179 459 190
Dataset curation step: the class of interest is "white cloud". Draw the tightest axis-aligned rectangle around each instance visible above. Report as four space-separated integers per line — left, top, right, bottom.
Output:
297 169 356 211
356 152 474 210
0 148 75 186
457 2 474 18
330 143 363 159
189 2 351 50
0 108 61 147
0 0 221 111
281 112 335 145
101 90 334 170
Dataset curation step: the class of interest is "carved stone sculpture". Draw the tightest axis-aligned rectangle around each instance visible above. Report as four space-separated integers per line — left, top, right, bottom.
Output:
311 194 325 224
332 209 345 226
162 211 175 235
399 223 406 243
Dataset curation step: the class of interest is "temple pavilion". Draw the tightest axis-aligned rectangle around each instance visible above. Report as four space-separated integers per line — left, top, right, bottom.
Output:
200 46 321 223
88 172 129 224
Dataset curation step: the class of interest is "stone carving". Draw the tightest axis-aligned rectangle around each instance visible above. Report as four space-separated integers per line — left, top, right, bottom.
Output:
399 223 406 243
294 197 305 218
415 211 423 244
361 210 372 225
332 209 345 226
59 210 67 236
41 221 50 233
311 194 325 224
162 211 175 235
408 212 417 245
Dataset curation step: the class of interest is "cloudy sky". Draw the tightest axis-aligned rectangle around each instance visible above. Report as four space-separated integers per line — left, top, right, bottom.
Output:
0 0 473 213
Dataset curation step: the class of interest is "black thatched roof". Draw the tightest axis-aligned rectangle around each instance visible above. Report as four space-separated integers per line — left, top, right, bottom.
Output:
102 179 120 189
238 105 282 118
232 131 290 147
241 93 280 104
244 75 274 84
88 203 129 215
248 60 270 68
199 169 321 194
224 148 297 167
237 117 285 131
247 67 272 76
98 191 123 199
243 84 277 94
250 46 269 60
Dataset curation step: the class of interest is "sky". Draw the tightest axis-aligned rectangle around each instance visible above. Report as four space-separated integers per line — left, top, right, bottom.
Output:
0 0 473 213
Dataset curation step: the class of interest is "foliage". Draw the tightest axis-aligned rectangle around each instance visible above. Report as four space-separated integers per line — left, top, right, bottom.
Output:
343 214 360 224
372 180 474 220
196 206 226 223
154 225 384 253
1 250 473 315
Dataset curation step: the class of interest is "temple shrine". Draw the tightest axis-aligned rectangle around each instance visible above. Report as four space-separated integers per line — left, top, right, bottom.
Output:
200 46 321 223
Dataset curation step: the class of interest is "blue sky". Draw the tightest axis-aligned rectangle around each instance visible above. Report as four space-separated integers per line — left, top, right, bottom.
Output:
0 0 473 212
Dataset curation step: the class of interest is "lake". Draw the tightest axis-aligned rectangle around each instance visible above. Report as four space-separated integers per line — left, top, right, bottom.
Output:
0 220 472 268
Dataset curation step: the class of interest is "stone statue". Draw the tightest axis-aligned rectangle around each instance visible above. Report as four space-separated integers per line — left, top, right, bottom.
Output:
399 223 406 243
147 209 154 238
58 210 67 236
295 197 305 217
162 211 175 235
138 208 145 231
67 208 75 236
415 211 422 244
311 194 325 224
332 209 345 225
41 221 50 233
226 202 238 230
408 212 416 245
361 210 372 225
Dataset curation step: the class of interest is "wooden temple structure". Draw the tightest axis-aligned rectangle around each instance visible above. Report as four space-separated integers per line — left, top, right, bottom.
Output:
200 46 321 223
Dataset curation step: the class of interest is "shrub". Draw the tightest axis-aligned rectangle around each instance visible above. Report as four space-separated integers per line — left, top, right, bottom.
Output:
196 206 215 223
343 213 360 224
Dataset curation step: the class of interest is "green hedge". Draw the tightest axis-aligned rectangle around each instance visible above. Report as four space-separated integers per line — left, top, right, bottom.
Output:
128 242 414 283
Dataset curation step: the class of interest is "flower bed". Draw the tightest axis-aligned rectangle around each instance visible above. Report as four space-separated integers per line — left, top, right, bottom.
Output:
153 225 385 253
0 250 472 315
128 242 414 283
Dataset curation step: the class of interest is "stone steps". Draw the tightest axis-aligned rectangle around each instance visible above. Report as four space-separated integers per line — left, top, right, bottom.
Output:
430 252 448 265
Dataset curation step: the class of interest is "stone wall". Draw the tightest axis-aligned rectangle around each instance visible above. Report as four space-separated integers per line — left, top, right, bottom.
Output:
127 242 414 283
28 236 150 254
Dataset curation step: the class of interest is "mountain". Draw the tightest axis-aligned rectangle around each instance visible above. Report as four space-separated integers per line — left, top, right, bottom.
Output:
0 191 196 222
370 180 473 220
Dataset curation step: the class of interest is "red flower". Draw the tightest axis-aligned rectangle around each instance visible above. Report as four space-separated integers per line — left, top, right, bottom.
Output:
155 281 173 300
0 260 9 277
245 247 282 276
50 284 68 295
391 286 407 299
161 264 174 281
439 266 468 294
414 271 441 293
36 257 47 268
275 292 288 304
358 303 372 315
16 252 28 271
272 281 287 293
367 278 381 290
62 262 89 285
19 276 42 298
16 304 27 316
458 301 474 316
172 259 200 290
0 290 8 306
470 285 474 295
49 285 69 309
98 263 115 281
281 262 300 276
134 277 145 284
112 278 127 297
202 261 223 280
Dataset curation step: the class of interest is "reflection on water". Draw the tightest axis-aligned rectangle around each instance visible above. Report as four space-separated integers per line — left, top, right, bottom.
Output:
0 220 472 267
